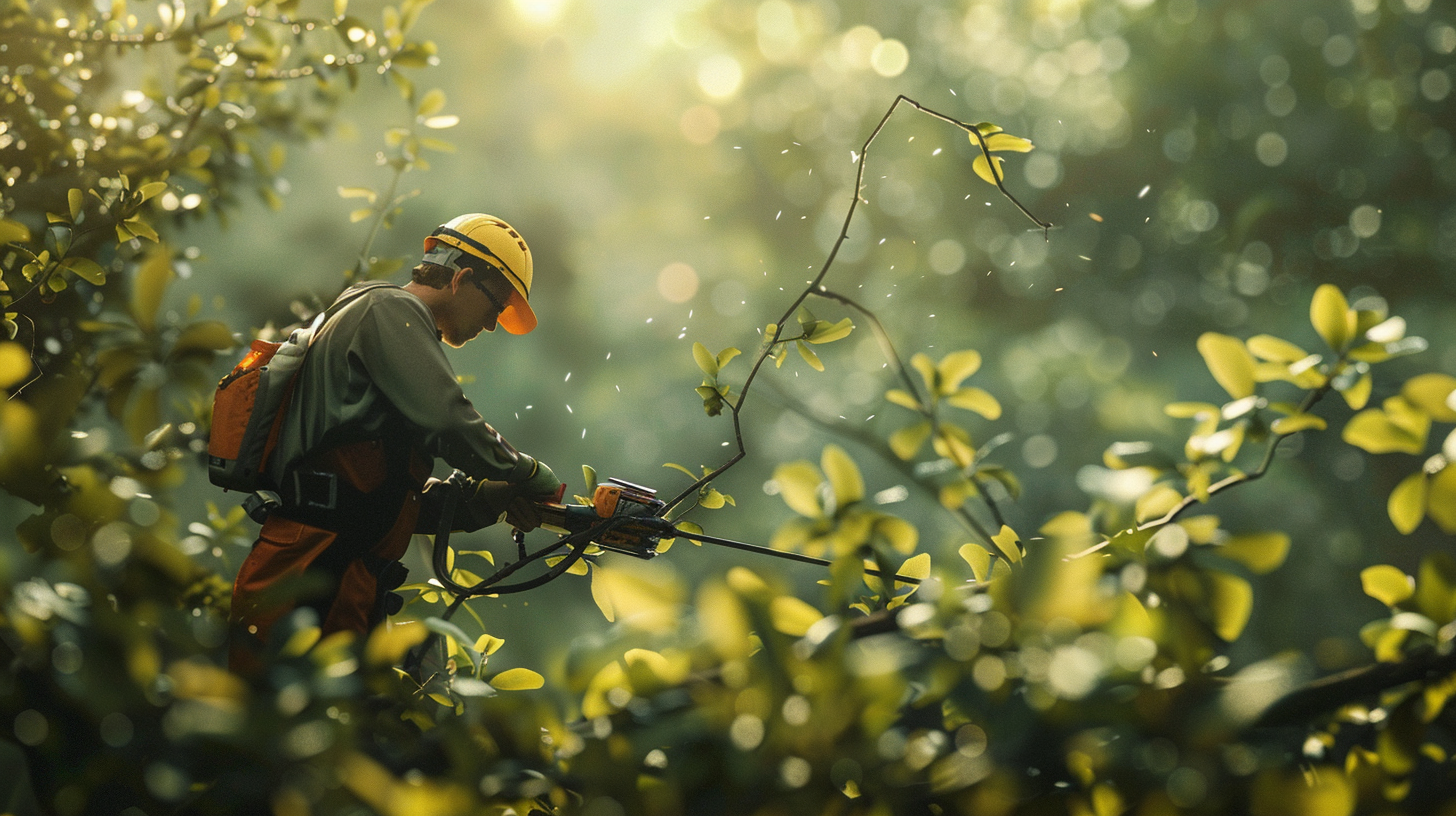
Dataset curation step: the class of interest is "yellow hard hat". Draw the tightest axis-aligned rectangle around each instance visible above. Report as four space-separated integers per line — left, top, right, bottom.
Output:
423 213 537 334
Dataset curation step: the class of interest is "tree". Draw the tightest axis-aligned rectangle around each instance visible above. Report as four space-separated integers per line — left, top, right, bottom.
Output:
4 0 1456 814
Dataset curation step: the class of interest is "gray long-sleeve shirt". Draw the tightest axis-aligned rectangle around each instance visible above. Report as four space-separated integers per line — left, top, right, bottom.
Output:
267 282 534 485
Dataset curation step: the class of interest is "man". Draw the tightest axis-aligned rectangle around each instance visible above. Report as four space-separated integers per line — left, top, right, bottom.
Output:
228 213 561 672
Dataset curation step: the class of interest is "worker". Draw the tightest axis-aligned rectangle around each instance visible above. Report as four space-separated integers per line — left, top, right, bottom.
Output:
228 213 561 673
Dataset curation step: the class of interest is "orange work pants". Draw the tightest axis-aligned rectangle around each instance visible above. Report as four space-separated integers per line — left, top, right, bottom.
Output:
228 493 419 674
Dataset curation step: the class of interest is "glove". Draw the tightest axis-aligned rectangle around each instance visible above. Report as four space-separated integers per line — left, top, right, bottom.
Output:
472 479 546 532
516 457 563 500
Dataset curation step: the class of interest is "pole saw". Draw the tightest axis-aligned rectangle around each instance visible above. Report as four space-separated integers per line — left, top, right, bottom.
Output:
403 471 924 672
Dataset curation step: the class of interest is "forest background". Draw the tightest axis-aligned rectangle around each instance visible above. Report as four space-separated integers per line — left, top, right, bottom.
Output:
3 0 1456 813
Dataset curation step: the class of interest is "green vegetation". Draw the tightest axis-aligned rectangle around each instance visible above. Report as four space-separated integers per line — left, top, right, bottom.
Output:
4 0 1456 813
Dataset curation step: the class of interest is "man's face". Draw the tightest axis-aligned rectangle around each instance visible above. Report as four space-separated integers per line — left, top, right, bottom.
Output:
441 268 515 347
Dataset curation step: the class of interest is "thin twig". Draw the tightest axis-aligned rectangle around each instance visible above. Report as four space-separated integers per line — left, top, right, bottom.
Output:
663 95 1048 513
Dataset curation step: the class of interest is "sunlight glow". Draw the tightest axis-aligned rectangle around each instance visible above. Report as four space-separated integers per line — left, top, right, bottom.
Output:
512 0 567 26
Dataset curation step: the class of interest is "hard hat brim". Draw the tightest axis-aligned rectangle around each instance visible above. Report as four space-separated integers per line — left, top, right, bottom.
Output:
498 290 537 335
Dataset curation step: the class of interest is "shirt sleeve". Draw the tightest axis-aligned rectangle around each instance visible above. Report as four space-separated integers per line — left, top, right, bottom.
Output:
350 293 535 483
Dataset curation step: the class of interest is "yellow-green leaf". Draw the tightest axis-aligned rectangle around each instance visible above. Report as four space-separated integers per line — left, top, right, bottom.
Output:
716 347 741 370
173 321 236 353
1197 332 1257 399
474 634 505 655
67 188 83 221
821 444 863 508
417 88 447 117
1135 484 1183 524
983 132 1034 153
774 461 823 518
945 387 1001 419
132 245 173 334
1310 284 1353 351
1361 564 1413 607
889 420 932 460
1388 472 1427 535
896 552 931 587
971 153 1006 185
364 621 428 665
796 340 824 371
1341 370 1373 411
692 341 717 376
959 543 991 582
0 342 33 390
991 524 1022 564
1271 413 1327 435
1401 373 1456 423
1426 466 1456 534
807 317 853 344
937 350 982 392
885 389 921 411
0 218 31 244
1342 401 1429 455
876 516 918 555
62 257 106 285
769 595 824 637
590 564 615 622
1217 531 1290 574
1246 334 1308 363
138 181 168 202
489 667 544 690
1206 571 1253 641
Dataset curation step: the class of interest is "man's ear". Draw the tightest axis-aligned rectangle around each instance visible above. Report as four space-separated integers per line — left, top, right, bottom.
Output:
449 266 472 294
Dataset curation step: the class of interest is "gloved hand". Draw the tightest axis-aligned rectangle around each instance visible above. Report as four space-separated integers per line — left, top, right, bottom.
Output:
517 457 562 499
472 478 548 532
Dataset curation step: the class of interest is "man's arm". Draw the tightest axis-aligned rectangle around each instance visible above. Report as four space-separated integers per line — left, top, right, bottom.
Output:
352 293 555 492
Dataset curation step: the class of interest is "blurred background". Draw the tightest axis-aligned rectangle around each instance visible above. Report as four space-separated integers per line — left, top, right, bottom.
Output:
158 0 1456 675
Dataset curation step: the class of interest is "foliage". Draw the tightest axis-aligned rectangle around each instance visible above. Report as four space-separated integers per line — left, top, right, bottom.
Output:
4 0 1456 815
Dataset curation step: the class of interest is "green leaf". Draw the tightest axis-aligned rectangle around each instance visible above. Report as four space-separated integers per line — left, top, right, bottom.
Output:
1246 334 1308 363
699 488 726 509
959 543 991 582
364 621 429 665
0 218 31 244
172 321 236 354
1270 413 1327 435
692 341 718 376
67 188 83 221
1310 284 1353 351
945 387 1001 419
1197 332 1257 399
774 461 823 518
489 667 544 690
338 186 376 201
796 340 824 371
821 445 863 508
716 347 741 370
1206 571 1253 641
1164 402 1220 419
893 552 931 590
1217 531 1290 574
807 317 853 344
1361 564 1413 607
890 420 932 460
61 257 106 285
991 524 1022 564
581 464 598 493
1388 472 1427 535
662 462 696 480
937 350 982 392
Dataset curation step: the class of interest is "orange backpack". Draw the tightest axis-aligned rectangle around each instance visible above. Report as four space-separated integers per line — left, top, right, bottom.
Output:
207 284 389 493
